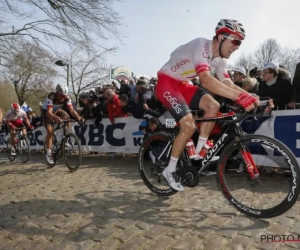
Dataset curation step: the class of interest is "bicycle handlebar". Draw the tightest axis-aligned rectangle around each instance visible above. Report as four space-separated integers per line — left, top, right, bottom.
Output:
227 97 271 124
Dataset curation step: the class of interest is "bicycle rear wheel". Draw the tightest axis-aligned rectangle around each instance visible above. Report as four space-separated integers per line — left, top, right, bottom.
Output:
217 134 300 218
138 132 199 196
62 132 82 172
19 136 30 163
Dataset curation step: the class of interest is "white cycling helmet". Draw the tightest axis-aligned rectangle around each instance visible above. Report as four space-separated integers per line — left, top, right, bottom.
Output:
215 19 245 40
56 83 69 95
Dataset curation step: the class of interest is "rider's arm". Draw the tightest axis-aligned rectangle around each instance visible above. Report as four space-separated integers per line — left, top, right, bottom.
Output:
215 58 249 94
199 71 241 100
47 106 60 121
0 108 2 123
4 111 13 127
223 79 249 94
67 105 82 121
23 117 32 128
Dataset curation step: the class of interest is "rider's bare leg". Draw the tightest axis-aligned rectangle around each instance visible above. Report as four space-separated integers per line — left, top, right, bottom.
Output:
195 94 220 153
46 126 54 154
165 114 196 173
10 130 15 146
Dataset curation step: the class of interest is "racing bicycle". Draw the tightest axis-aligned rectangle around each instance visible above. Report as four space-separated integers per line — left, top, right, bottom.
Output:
44 120 82 172
138 101 300 218
6 127 30 163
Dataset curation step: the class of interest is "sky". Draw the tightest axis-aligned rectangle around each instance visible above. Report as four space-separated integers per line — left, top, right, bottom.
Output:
3 0 299 80
102 0 300 77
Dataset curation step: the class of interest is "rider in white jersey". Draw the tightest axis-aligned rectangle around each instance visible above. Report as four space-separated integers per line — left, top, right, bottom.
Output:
159 37 230 83
156 19 261 191
5 103 34 155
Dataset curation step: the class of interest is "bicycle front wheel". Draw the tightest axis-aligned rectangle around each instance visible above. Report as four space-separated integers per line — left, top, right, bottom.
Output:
62 132 82 172
217 134 300 218
19 137 30 163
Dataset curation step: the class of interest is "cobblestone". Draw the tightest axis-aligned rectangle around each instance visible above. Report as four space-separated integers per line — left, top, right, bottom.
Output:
0 154 298 250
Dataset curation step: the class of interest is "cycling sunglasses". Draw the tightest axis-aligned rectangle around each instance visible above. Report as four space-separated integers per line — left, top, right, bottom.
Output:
223 36 242 46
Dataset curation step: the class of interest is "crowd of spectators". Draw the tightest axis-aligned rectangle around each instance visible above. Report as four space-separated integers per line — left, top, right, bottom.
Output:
1 61 300 136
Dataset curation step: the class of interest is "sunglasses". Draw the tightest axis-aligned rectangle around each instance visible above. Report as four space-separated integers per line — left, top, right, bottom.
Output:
224 36 242 46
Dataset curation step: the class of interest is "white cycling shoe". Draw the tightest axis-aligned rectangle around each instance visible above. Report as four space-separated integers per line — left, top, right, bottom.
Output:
46 154 54 164
162 169 184 191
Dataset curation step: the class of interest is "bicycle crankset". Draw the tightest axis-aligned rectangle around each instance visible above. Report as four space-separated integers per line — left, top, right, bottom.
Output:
181 167 200 187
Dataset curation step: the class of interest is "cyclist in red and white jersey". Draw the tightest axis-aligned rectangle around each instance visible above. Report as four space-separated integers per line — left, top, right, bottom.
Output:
5 103 34 155
42 83 84 164
156 19 260 191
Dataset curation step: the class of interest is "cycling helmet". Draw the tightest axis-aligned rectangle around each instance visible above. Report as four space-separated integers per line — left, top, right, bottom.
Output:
11 103 20 112
56 83 69 95
215 19 245 40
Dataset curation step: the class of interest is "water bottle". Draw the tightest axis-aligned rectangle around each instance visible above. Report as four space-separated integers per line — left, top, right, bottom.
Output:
186 139 197 159
198 140 214 159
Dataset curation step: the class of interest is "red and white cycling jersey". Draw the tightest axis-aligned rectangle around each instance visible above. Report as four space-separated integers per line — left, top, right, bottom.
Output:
5 109 27 122
158 37 230 82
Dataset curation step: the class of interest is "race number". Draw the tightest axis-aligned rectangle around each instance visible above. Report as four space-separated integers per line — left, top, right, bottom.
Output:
165 118 176 128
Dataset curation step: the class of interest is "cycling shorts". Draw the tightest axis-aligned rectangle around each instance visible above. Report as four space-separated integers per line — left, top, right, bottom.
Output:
156 73 208 121
42 109 70 127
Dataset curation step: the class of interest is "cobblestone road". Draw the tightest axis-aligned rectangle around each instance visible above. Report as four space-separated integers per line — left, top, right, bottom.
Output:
0 152 300 250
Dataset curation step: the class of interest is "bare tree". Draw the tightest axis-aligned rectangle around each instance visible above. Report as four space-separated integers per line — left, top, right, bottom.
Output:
0 0 121 51
58 48 112 104
0 80 18 113
254 39 281 67
234 53 256 74
1 38 57 105
278 47 300 78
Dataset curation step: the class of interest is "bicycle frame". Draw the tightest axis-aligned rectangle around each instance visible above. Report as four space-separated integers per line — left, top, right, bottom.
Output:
155 107 264 180
196 109 263 178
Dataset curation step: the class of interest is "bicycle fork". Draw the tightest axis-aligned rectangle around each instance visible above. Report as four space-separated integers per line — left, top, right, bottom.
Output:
239 145 259 179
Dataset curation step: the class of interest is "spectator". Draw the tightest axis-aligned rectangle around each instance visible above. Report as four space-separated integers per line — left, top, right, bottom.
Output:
119 94 137 117
104 88 126 124
78 93 91 120
289 62 300 108
134 77 152 119
118 79 131 98
259 62 292 110
233 66 246 88
242 77 258 93
144 89 166 118
27 110 42 127
129 78 137 99
249 67 263 83
148 117 166 133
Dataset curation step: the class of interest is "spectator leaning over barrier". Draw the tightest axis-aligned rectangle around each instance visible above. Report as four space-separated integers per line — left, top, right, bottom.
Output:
144 89 166 118
259 62 293 110
104 88 126 124
119 94 137 117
